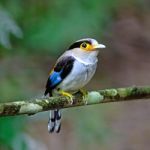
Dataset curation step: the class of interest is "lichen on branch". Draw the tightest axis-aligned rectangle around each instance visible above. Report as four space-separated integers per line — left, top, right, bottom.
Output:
0 86 150 117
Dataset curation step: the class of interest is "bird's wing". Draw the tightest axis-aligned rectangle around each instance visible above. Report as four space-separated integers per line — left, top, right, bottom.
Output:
44 56 75 96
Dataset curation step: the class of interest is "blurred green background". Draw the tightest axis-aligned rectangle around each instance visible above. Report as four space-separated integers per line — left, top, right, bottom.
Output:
0 0 150 150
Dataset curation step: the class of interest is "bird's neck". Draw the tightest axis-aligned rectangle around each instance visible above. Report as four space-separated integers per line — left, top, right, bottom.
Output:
71 48 99 65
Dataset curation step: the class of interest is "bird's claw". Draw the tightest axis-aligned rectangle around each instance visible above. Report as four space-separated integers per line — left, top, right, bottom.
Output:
59 90 74 105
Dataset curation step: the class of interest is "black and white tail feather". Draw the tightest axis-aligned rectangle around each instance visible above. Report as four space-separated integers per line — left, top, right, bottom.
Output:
44 92 61 133
48 109 61 133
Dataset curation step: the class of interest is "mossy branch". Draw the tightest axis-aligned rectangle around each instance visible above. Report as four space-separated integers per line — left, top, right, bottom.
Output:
0 86 150 117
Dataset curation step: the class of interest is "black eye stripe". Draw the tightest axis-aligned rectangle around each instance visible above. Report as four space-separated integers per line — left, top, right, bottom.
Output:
68 40 91 49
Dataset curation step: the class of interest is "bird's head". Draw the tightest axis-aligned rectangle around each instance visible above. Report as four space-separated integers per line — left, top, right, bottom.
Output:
68 38 106 52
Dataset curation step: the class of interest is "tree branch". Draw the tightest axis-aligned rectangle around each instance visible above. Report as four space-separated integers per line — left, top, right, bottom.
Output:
0 86 150 117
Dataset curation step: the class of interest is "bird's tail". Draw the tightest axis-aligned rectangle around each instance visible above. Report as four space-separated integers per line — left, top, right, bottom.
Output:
48 109 61 133
44 91 61 133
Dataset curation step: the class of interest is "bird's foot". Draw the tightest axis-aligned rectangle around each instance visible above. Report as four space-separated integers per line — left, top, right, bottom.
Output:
79 89 88 104
58 90 74 105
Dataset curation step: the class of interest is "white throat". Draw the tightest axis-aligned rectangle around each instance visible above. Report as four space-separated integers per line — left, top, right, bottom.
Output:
71 48 99 65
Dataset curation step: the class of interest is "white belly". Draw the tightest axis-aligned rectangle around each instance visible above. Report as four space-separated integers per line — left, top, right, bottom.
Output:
57 60 97 91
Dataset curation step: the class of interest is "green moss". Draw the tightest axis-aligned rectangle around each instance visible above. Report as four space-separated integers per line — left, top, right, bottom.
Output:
117 88 129 98
107 89 118 96
87 91 104 104
19 103 42 114
2 104 21 115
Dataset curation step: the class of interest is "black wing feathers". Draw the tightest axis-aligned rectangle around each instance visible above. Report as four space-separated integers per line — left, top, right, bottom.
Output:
44 56 75 96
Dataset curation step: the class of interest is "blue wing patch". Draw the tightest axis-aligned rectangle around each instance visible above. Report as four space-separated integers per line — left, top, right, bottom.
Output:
49 70 62 87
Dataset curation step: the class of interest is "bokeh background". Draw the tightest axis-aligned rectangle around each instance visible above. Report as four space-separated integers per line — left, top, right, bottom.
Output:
0 0 150 150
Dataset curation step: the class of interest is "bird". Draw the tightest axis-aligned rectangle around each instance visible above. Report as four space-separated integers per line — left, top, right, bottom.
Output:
44 38 106 133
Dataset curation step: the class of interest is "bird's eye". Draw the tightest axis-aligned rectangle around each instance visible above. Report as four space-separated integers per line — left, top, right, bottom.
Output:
81 42 87 48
